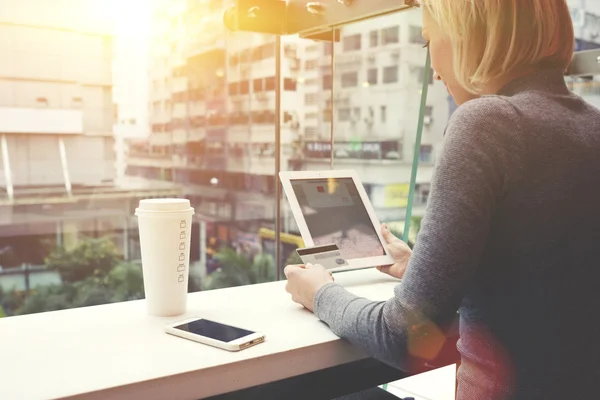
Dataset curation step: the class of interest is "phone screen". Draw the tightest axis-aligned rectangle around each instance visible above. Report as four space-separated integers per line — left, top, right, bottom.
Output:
173 319 254 343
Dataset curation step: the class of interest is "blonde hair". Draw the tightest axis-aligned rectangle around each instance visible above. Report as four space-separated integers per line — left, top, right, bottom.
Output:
420 0 574 93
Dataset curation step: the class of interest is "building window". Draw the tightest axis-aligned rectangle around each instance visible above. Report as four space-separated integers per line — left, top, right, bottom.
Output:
381 105 387 123
425 105 433 117
322 74 332 90
338 108 351 121
369 30 378 47
228 83 238 95
381 26 400 45
323 42 332 56
239 80 250 95
283 78 297 91
367 68 378 85
305 59 318 70
265 76 276 91
343 34 362 51
305 112 318 119
409 25 427 45
341 71 359 88
383 66 398 84
253 78 263 92
420 144 433 162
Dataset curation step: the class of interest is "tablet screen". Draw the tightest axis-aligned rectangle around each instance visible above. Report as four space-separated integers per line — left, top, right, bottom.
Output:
290 178 385 259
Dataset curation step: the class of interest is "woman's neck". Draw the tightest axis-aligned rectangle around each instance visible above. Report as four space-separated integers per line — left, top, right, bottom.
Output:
481 65 540 95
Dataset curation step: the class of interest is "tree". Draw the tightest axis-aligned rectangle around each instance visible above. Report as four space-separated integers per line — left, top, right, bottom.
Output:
17 262 145 315
202 248 276 290
0 286 26 317
0 304 5 318
46 237 121 283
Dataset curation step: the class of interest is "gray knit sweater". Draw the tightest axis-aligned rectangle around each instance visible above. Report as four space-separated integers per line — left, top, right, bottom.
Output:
314 69 600 400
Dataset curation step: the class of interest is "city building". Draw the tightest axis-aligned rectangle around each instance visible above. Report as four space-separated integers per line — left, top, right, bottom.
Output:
112 0 152 182
126 0 600 270
298 11 450 227
125 1 449 268
0 0 180 281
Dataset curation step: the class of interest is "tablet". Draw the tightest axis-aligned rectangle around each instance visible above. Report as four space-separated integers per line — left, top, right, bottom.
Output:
279 170 394 271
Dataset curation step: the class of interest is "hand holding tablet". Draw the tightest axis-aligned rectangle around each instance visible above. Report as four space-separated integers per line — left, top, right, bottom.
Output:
280 170 395 272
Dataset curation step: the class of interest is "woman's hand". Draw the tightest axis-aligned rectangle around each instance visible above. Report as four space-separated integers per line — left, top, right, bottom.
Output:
376 224 412 279
284 263 334 312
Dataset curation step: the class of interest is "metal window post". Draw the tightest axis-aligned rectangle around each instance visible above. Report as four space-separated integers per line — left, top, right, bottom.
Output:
275 34 282 279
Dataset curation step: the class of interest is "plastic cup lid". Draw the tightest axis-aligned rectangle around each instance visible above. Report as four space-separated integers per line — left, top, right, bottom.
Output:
137 198 192 212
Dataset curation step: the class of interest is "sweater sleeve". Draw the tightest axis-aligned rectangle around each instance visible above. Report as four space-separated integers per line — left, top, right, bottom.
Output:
313 96 523 370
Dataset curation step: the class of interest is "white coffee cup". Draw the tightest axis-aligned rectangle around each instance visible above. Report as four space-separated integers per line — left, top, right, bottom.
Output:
135 198 195 317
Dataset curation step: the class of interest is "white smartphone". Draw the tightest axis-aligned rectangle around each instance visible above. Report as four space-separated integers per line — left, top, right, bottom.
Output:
165 318 265 351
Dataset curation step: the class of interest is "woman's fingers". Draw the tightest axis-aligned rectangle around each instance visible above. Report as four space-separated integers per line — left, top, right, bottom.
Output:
381 224 401 244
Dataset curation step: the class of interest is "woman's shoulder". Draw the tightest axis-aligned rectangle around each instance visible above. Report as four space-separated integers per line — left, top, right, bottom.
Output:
445 96 522 152
448 96 520 135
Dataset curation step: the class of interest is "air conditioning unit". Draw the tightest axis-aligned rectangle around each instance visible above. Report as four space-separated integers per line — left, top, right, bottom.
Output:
423 116 433 125
364 116 374 126
391 50 400 58
256 92 268 101
367 54 376 64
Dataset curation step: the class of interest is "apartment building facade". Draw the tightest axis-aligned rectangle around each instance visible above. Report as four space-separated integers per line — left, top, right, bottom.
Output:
124 1 449 266
0 0 179 272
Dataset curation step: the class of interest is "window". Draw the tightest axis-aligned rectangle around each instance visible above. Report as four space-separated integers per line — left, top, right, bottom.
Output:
265 76 276 91
341 71 359 88
338 108 351 121
343 34 362 51
253 78 263 92
409 25 427 45
383 66 399 83
369 30 378 47
367 68 378 85
283 78 297 91
322 74 332 90
381 26 400 45
425 106 433 117
239 80 249 95
3 4 447 322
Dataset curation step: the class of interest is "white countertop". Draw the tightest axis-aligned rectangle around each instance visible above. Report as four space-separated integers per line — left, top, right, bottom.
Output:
0 268 399 400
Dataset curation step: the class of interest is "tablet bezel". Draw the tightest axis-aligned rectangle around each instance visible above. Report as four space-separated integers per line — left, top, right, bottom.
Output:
279 169 394 272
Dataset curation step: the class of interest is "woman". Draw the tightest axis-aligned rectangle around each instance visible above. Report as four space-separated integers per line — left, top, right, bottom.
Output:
285 1 600 399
